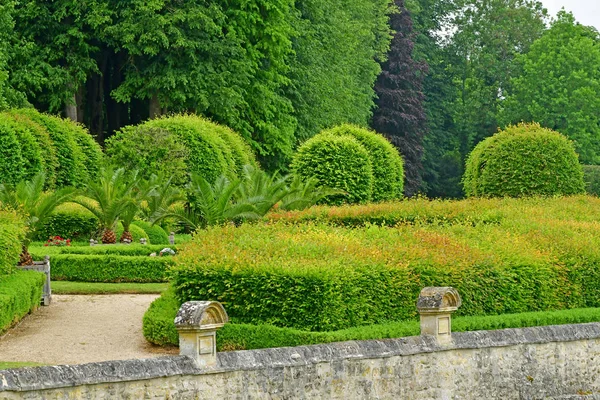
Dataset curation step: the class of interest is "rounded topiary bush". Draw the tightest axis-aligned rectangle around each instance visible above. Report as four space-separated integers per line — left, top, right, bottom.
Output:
292 134 373 205
324 124 404 201
132 220 170 245
463 123 585 197
9 109 103 188
2 110 59 188
106 115 258 186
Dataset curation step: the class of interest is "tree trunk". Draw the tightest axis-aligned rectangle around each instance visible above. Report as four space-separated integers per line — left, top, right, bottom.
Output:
64 93 78 122
149 94 161 119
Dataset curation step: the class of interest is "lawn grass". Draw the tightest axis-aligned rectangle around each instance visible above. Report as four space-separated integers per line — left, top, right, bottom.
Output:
52 281 169 294
0 361 45 370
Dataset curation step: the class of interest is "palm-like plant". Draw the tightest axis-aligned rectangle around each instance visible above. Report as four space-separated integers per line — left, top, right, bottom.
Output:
279 175 344 211
139 173 184 223
153 173 261 230
234 165 291 216
74 168 137 244
0 172 76 265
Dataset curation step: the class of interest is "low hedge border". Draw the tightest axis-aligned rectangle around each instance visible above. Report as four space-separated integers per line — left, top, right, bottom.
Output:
48 254 173 283
0 271 45 334
30 244 178 258
143 288 600 350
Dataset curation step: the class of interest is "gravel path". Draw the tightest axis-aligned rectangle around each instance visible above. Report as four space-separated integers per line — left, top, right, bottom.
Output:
0 294 177 366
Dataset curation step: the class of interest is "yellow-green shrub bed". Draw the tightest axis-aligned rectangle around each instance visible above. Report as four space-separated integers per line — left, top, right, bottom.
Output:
171 195 600 331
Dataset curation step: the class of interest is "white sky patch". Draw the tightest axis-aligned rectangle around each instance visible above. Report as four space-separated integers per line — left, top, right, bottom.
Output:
540 0 600 30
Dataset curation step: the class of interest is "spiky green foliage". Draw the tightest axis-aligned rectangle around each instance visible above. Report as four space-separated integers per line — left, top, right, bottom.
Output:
0 172 76 245
73 168 137 240
279 176 343 211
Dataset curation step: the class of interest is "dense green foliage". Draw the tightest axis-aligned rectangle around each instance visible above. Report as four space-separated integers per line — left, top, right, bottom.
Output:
144 288 600 350
0 210 26 275
326 125 404 201
132 221 170 245
10 109 102 187
292 133 373 205
500 12 600 164
34 203 98 241
48 254 172 283
583 165 600 196
106 115 258 186
0 271 45 334
5 0 392 170
172 196 600 331
0 109 103 188
463 123 585 197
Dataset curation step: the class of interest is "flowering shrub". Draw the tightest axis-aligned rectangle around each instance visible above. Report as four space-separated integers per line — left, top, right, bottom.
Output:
44 235 71 247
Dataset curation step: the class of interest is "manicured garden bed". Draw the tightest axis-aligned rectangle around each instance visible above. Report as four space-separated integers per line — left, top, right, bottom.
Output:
161 195 600 336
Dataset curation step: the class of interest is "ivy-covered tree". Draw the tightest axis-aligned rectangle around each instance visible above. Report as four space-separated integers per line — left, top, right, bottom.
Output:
500 12 600 164
371 0 427 196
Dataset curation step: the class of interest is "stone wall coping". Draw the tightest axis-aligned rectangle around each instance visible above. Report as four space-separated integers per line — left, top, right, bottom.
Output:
2 322 600 392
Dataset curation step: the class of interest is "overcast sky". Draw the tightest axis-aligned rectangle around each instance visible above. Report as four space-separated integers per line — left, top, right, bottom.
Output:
540 0 600 30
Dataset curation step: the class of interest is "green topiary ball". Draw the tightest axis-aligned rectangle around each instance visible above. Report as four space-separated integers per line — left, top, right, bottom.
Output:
463 123 585 197
292 133 373 205
10 109 103 188
106 114 258 186
323 124 404 201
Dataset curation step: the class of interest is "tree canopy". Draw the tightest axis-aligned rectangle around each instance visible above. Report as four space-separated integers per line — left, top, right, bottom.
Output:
500 12 600 164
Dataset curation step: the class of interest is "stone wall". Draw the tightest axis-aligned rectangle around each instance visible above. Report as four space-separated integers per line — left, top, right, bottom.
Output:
2 323 600 399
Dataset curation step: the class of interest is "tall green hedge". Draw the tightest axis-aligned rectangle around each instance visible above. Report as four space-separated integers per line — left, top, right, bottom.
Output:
2 110 59 188
106 115 259 186
0 116 25 185
292 133 373 205
463 123 585 197
2 109 103 188
0 210 25 275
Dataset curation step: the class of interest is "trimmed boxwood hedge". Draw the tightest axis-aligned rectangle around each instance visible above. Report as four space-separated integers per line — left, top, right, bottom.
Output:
49 254 173 282
171 195 600 332
0 210 26 275
144 287 600 350
0 271 45 334
106 115 258 186
30 244 178 258
463 123 585 197
292 133 373 205
0 116 26 185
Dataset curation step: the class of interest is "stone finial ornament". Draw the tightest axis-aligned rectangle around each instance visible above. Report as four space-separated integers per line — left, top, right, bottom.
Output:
417 287 462 345
169 232 175 245
175 301 229 367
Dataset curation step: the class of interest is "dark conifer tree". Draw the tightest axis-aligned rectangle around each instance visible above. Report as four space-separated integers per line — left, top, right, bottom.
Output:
371 0 427 196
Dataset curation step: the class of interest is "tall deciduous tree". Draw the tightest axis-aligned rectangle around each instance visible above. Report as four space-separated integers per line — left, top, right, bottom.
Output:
371 0 427 196
500 12 600 164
